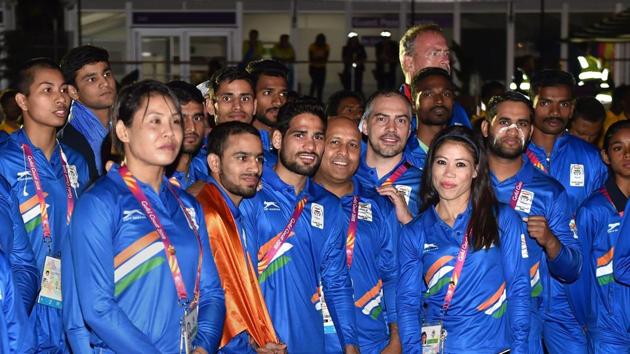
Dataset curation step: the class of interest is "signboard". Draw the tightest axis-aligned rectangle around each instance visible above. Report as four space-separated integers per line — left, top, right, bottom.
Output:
132 12 236 26
351 14 452 29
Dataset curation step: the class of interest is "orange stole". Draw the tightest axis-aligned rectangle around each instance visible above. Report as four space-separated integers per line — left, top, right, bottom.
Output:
192 183 278 347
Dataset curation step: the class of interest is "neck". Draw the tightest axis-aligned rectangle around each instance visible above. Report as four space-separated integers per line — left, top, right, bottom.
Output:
125 157 164 193
488 152 523 182
211 172 243 207
313 174 353 198
253 119 271 132
615 174 630 199
531 128 558 155
175 153 192 174
435 195 470 227
23 121 57 160
417 121 445 148
274 163 308 195
365 148 403 179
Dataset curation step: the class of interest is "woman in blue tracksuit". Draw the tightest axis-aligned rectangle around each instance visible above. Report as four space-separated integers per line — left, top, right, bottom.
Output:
575 120 630 352
68 80 225 353
397 126 530 354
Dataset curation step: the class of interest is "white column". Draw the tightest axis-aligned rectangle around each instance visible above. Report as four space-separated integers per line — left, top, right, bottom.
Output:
345 0 352 37
64 4 79 48
125 1 135 76
4 1 15 30
235 1 243 63
614 3 625 85
506 0 515 85
290 0 299 91
560 2 569 71
452 1 461 87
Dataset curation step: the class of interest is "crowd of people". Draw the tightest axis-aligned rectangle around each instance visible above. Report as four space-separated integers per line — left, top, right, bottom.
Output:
0 22 629 354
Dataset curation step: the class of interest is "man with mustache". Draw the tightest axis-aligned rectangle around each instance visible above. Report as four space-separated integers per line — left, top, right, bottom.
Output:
314 117 401 353
241 98 359 353
356 90 419 222
166 81 208 189
211 67 257 125
58 45 117 182
481 91 582 354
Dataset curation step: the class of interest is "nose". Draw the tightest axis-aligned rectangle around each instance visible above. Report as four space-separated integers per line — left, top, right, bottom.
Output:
272 93 286 107
232 99 242 111
184 116 194 133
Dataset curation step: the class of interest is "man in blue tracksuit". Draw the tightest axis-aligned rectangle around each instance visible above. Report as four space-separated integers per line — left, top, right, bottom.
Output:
166 81 208 190
525 70 606 352
481 91 582 353
0 58 91 353
314 117 401 353
240 98 359 353
356 90 421 223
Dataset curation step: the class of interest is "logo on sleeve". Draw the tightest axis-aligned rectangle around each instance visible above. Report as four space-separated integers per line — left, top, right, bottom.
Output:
423 243 439 253
311 203 324 229
17 171 32 182
263 201 281 211
358 202 372 222
122 209 146 222
569 164 585 187
608 222 620 234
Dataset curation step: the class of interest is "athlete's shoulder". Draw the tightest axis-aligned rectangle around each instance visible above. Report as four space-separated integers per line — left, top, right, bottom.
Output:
79 170 122 202
562 134 601 157
497 202 524 229
577 188 608 212
529 167 566 194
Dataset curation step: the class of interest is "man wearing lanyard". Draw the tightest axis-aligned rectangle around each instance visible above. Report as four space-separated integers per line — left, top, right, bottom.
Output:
188 122 283 353
314 117 401 353
58 45 116 182
480 91 582 353
167 81 208 189
0 58 90 353
240 98 359 353
356 90 419 223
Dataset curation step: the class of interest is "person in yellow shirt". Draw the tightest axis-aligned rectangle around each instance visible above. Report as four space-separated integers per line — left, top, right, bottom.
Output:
599 84 630 147
242 30 265 67
0 89 20 134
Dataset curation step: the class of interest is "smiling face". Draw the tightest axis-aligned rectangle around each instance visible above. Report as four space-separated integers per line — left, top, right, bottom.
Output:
273 113 325 177
363 94 412 158
533 85 574 135
431 140 477 205
16 67 71 129
116 94 183 168
213 79 256 124
69 61 116 110
602 127 630 180
482 100 533 159
318 118 361 184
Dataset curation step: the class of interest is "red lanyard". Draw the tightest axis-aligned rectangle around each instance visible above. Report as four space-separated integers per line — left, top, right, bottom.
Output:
381 161 411 186
526 149 547 174
258 197 307 275
21 143 75 243
442 229 471 316
601 187 624 217
119 166 203 306
345 196 360 268
509 181 524 210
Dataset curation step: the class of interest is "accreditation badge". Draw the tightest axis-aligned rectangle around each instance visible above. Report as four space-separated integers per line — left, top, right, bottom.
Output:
514 189 534 214
320 289 336 334
38 256 62 309
394 185 412 206
421 322 446 354
569 164 585 187
180 303 199 354
68 165 80 189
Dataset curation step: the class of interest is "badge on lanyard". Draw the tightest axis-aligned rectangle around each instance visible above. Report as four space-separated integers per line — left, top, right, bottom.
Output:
38 256 62 309
319 288 336 334
421 322 446 354
311 203 324 229
180 303 199 354
569 164 585 187
358 202 372 222
394 185 412 206
514 189 534 214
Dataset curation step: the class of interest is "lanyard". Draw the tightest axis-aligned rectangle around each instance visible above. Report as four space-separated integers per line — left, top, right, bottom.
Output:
381 161 411 186
258 197 308 275
21 143 75 244
441 229 471 316
345 196 360 268
525 149 547 174
509 181 524 210
600 187 624 217
119 166 203 306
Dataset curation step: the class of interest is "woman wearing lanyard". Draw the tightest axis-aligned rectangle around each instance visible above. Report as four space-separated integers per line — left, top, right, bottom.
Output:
397 126 530 354
69 80 225 353
575 120 630 352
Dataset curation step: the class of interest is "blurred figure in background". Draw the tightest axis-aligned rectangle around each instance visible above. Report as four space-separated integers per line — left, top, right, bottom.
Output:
341 35 367 94
374 32 398 91
308 33 330 101
0 90 20 134
326 90 364 122
242 29 265 68
568 96 605 145
272 34 296 90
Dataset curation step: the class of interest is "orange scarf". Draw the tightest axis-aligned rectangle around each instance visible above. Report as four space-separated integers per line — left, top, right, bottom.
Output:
192 182 278 347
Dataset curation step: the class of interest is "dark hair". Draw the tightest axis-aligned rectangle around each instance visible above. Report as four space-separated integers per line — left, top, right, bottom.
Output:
112 80 182 156
276 97 327 136
420 125 500 250
572 96 605 124
531 69 575 98
362 89 411 121
245 59 289 88
0 89 18 108
480 81 506 102
16 58 62 95
603 119 630 152
60 45 110 86
410 67 452 101
207 121 261 157
326 90 365 117
611 85 630 113
209 66 254 99
485 90 534 123
166 80 204 105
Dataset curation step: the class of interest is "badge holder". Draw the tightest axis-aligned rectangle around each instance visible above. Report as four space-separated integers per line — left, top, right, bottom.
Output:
38 243 62 309
320 288 336 334
421 322 446 354
179 303 199 354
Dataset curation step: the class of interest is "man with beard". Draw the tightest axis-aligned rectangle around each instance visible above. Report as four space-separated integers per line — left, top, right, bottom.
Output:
211 67 257 125
246 60 289 165
356 90 419 222
240 98 359 353
404 67 454 171
58 45 117 182
188 122 282 354
481 91 582 354
314 117 401 353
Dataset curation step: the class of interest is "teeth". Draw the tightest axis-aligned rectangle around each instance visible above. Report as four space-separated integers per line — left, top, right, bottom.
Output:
332 161 348 166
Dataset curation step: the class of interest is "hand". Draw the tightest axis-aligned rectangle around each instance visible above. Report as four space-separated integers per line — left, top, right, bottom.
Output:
381 323 401 354
524 215 560 259
253 342 287 354
344 344 360 354
192 348 208 354
376 185 413 224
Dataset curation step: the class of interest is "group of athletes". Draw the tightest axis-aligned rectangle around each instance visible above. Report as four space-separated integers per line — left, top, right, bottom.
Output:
0 23 629 354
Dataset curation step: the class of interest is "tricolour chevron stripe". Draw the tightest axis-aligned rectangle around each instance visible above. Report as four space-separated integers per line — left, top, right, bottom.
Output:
424 256 454 297
114 242 164 282
596 248 614 286
477 282 507 318
257 232 294 276
20 194 49 233
530 261 542 297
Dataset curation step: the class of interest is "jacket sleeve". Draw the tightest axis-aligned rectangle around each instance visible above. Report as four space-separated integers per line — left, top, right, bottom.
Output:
572 202 598 326
613 200 630 285
71 194 160 353
192 202 226 352
545 189 582 283
396 219 425 353
499 208 530 354
320 206 358 348
378 205 400 325
1 253 31 354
